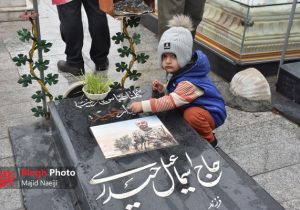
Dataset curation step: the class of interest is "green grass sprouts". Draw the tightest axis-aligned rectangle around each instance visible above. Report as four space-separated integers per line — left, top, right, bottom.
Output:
81 73 111 94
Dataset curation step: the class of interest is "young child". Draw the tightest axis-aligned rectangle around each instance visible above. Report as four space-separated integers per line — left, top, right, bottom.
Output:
129 15 226 148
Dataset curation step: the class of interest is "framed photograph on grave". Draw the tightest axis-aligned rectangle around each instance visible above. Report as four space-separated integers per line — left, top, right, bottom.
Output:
90 115 178 159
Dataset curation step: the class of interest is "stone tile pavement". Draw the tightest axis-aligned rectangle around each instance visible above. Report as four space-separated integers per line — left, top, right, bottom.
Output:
0 0 299 209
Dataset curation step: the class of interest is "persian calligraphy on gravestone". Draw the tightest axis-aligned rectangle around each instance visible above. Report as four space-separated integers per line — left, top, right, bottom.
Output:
90 153 222 209
74 88 142 123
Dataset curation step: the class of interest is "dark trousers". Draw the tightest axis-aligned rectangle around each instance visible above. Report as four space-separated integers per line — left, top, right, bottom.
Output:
57 0 110 68
158 0 206 38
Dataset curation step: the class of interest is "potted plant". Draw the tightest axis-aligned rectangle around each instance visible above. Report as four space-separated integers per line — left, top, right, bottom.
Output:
81 73 111 101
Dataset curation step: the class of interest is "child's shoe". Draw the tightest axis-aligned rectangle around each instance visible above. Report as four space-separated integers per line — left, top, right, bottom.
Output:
210 137 219 149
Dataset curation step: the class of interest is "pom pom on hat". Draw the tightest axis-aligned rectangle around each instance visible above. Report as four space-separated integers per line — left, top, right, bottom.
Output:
158 15 194 68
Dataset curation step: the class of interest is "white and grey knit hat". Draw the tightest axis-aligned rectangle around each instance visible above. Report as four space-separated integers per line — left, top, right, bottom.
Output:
158 15 194 68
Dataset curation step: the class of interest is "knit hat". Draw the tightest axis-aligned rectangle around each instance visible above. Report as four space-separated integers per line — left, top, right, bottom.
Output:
158 15 194 68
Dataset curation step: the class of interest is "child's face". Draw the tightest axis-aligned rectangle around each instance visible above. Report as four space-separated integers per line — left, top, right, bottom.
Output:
162 53 180 74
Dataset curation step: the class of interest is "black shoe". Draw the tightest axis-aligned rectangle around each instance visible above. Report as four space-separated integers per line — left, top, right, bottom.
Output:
57 60 85 76
95 58 109 71
210 138 218 148
210 136 219 149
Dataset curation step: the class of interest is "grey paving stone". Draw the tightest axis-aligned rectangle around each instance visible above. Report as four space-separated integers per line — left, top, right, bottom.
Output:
38 0 58 16
0 138 14 159
0 21 31 39
215 106 281 133
0 157 15 167
45 82 74 96
0 47 21 81
3 36 32 55
0 102 33 121
0 116 38 139
0 189 23 210
5 37 66 57
0 67 20 82
217 115 299 153
254 163 300 204
0 89 34 107
282 198 300 210
0 53 17 71
226 135 300 176
0 79 28 93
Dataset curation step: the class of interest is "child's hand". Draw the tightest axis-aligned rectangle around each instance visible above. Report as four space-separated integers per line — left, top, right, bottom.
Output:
128 102 143 113
152 80 164 93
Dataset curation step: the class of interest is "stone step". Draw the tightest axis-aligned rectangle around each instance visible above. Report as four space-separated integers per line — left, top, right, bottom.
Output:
0 0 27 8
0 0 33 22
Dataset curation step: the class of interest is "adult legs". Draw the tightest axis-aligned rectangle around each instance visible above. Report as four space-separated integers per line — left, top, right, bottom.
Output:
57 0 84 68
183 106 215 143
157 0 185 37
157 0 206 38
184 0 206 37
82 0 110 66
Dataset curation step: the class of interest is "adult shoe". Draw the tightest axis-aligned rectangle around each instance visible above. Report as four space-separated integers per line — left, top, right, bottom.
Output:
57 60 85 76
95 58 109 71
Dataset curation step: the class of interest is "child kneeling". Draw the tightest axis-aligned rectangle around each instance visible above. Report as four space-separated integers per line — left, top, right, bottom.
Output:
129 15 226 148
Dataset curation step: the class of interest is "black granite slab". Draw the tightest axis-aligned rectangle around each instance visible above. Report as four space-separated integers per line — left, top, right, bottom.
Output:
272 88 300 125
276 62 300 104
8 120 80 210
48 88 284 210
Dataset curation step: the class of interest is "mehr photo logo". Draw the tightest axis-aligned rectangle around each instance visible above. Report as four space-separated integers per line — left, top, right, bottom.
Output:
0 168 15 189
19 167 77 189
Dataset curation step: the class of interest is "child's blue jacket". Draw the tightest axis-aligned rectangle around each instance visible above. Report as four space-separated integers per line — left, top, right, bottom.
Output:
167 50 227 127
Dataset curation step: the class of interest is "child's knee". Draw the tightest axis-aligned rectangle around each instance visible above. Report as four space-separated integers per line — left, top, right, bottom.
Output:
183 107 205 126
183 108 196 124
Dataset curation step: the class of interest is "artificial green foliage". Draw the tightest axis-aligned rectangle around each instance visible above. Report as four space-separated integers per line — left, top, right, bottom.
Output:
128 70 141 81
34 59 49 71
31 106 46 117
36 40 52 53
136 53 149 64
81 73 111 94
12 54 28 66
132 33 141 45
116 62 128 72
110 82 122 90
12 18 62 118
127 16 140 28
44 73 59 85
112 32 126 44
17 29 31 42
118 46 131 57
32 90 46 103
113 16 149 89
54 95 63 101
18 74 33 87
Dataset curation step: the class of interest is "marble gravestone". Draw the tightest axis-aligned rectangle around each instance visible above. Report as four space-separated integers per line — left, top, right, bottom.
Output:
10 88 284 210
